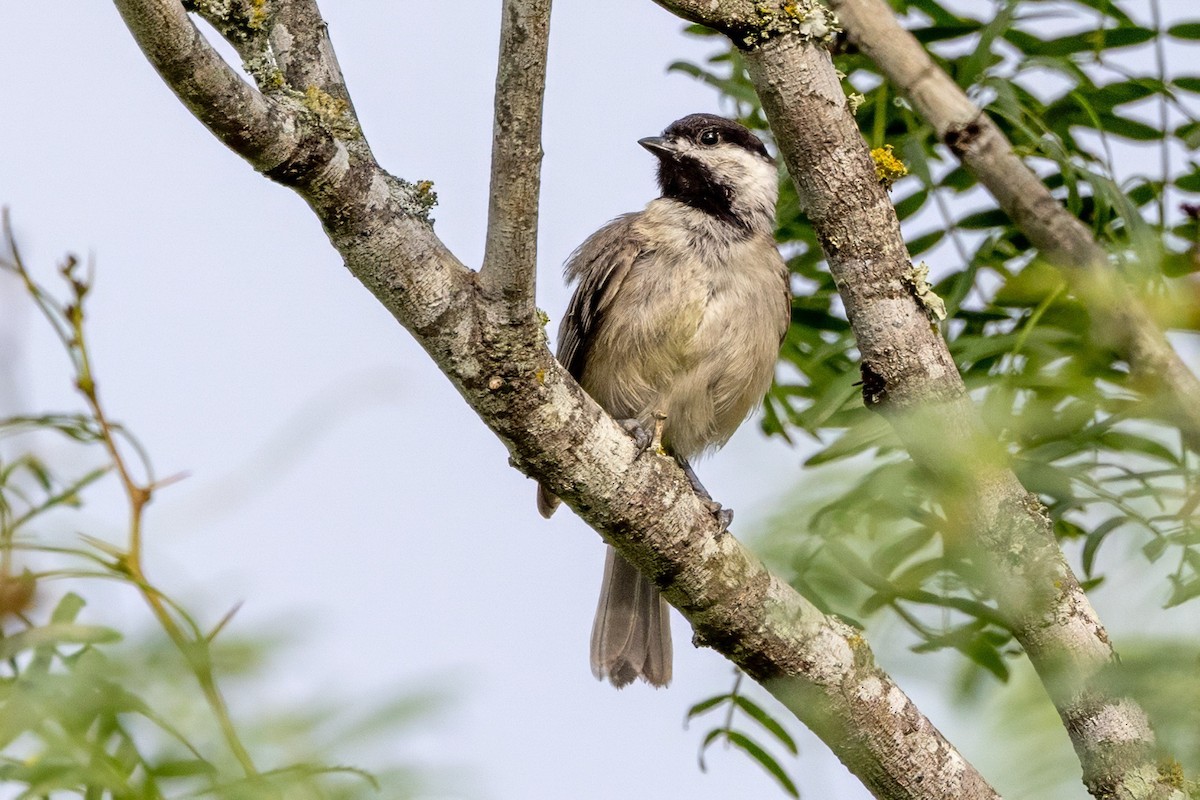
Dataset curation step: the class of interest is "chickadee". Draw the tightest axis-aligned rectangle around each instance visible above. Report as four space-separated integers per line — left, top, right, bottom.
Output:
538 114 790 688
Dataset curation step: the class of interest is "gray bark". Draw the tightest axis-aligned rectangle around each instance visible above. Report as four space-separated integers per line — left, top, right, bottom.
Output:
109 1 1004 798
829 0 1200 454
650 1 1185 799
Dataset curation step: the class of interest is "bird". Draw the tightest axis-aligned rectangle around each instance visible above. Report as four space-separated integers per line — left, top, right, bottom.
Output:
537 114 791 688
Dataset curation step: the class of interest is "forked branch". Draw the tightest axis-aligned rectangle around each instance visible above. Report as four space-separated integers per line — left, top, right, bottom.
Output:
112 1 1004 797
649 1 1183 797
829 0 1200 452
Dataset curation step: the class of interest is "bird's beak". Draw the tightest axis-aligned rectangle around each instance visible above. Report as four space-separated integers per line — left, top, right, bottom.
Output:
638 136 676 157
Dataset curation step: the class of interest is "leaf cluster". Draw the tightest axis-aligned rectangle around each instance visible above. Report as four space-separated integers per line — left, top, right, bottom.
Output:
0 223 439 799
672 0 1200 783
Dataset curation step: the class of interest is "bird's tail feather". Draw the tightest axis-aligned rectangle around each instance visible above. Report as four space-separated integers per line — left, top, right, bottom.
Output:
590 546 672 688
536 483 560 518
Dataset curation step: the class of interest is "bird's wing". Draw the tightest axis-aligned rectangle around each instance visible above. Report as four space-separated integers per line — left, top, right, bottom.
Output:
776 249 792 346
557 213 645 380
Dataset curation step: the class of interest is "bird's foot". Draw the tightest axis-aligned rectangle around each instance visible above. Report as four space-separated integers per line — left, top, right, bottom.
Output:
616 418 653 454
704 501 735 533
679 458 733 533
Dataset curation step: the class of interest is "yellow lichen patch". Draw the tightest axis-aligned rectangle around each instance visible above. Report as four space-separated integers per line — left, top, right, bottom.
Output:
248 0 268 30
304 85 348 121
902 261 947 322
1157 757 1184 789
871 144 907 191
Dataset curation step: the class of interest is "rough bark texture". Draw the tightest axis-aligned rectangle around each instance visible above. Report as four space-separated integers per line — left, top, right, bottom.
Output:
828 0 1200 453
480 0 551 322
651 2 1185 799
110 1 1001 798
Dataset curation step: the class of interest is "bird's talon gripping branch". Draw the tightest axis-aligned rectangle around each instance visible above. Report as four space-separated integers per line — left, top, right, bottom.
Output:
678 457 733 530
617 417 654 454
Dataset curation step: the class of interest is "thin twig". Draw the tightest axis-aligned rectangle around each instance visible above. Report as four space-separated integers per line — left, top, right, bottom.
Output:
1 218 260 778
479 0 552 320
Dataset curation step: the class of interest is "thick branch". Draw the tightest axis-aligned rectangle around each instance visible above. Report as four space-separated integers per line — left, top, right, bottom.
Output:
828 0 1200 451
649 1 1183 797
316 165 1000 800
113 2 1002 798
479 0 552 321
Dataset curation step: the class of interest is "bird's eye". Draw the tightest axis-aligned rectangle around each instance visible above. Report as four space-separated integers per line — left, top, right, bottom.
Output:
699 129 720 146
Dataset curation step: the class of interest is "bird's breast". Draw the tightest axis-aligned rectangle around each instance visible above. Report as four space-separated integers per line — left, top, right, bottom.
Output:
581 221 785 457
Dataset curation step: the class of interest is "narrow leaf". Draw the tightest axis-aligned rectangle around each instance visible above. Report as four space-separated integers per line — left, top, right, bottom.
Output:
725 730 800 798
734 695 799 755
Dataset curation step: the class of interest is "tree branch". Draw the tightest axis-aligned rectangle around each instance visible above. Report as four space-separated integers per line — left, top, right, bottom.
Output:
828 0 1200 452
112 2 1004 798
649 1 1183 798
269 0 358 116
479 0 552 321
112 0 304 174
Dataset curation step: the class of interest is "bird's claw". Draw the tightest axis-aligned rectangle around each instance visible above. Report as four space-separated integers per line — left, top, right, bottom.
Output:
707 503 734 533
678 457 733 532
617 418 653 454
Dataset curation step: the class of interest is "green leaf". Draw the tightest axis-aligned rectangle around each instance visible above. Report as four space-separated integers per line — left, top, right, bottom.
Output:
724 730 800 798
686 694 730 721
1177 168 1200 193
1172 77 1200 94
733 695 799 755
913 24 981 44
894 189 929 221
50 592 86 624
1006 26 1156 56
906 229 946 256
1165 576 1200 608
0 623 121 661
151 759 217 779
870 528 935 577
1062 0 1132 24
1177 121 1200 149
1093 113 1164 141
957 4 1015 87
1096 431 1179 465
958 209 1010 229
805 416 898 465
1143 536 1168 563
1082 518 1126 578
1162 250 1200 277
1167 22 1200 40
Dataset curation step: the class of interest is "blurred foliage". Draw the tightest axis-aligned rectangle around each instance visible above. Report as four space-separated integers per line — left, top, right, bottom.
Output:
672 0 1200 793
0 218 444 799
686 672 801 797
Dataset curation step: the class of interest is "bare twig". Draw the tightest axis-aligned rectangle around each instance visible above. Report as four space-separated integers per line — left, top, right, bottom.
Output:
108 2 1003 797
828 0 1200 451
480 0 552 320
0 214 258 778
